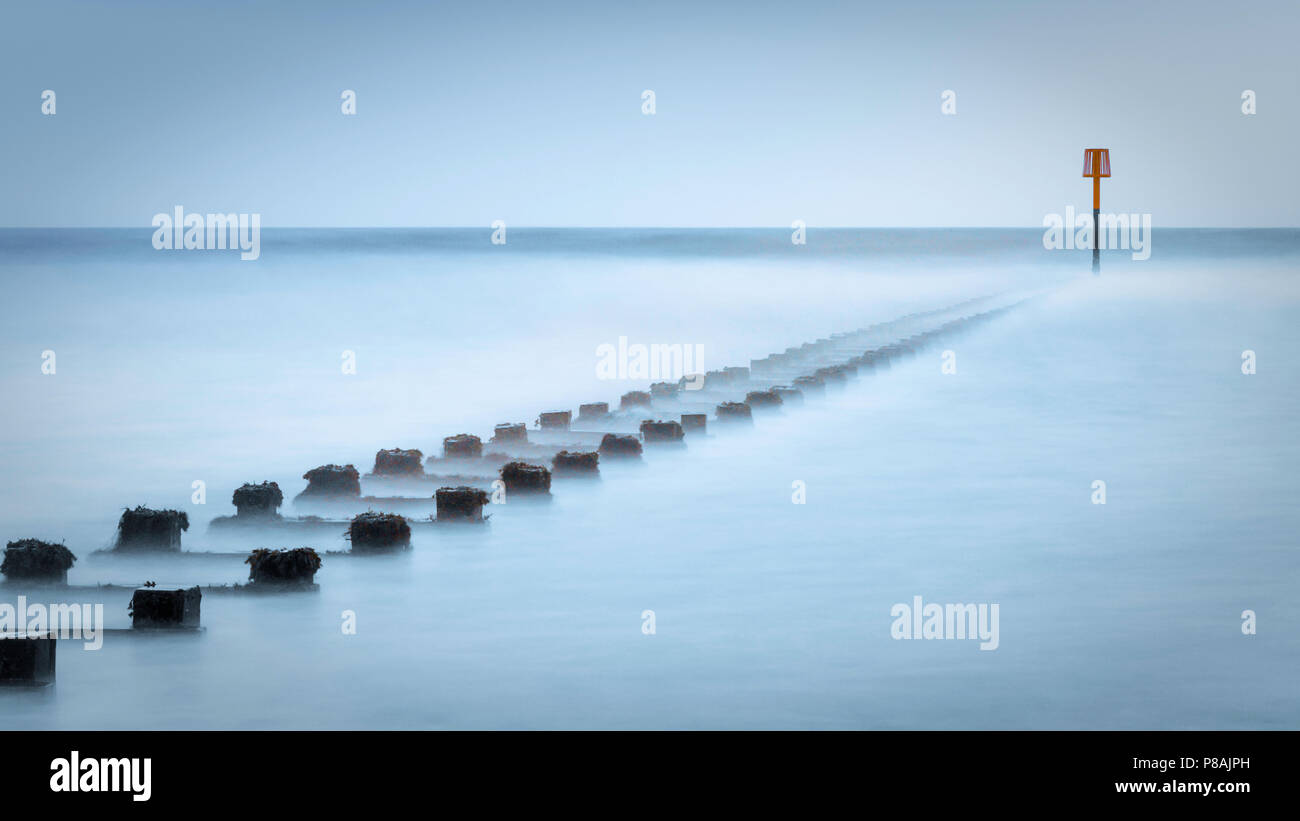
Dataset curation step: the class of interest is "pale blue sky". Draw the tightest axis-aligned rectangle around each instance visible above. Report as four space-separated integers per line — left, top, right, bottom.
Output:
1 0 1296 227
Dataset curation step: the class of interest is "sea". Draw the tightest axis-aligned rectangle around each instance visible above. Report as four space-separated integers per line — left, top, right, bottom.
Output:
0 227 1296 729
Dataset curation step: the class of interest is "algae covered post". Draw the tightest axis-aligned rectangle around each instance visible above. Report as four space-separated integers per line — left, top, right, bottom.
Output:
114 506 189 552
598 433 643 459
490 423 527 444
1 539 76 584
715 401 753 425
296 465 362 500
435 486 491 522
639 420 685 443
246 547 322 586
500 461 552 495
232 481 284 518
348 511 412 551
443 434 484 459
371 448 425 477
552 450 599 477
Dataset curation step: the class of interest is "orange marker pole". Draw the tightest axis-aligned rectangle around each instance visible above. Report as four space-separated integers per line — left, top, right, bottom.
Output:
1093 175 1101 247
1083 149 1110 272
1092 173 1100 269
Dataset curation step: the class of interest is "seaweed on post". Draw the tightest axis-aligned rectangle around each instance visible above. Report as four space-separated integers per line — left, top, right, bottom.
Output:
232 481 284 518
490 423 527 444
500 461 551 495
114 506 190 552
598 433 642 459
443 434 483 459
347 511 412 552
537 411 572 431
552 450 599 477
744 390 783 410
619 391 651 410
371 448 425 477
715 401 753 425
1 539 76 583
297 465 362 499
639 420 685 443
435 486 491 522
245 547 322 586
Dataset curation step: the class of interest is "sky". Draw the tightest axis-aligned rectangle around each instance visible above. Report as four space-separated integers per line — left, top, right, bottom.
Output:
1 0 1297 227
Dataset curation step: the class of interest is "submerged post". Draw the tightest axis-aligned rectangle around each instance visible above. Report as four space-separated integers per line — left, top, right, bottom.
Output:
1083 148 1110 272
130 586 202 628
0 634 55 685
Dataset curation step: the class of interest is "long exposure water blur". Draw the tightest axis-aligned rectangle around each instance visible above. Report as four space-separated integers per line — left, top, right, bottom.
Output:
0 228 1296 728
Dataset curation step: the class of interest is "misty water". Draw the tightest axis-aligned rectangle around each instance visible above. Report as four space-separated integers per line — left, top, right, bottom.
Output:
0 228 1296 729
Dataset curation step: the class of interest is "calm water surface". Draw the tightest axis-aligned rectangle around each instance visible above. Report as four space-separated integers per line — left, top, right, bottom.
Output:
0 228 1296 728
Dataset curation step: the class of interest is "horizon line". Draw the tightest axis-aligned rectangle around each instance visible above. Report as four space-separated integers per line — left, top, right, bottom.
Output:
3 225 1297 231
